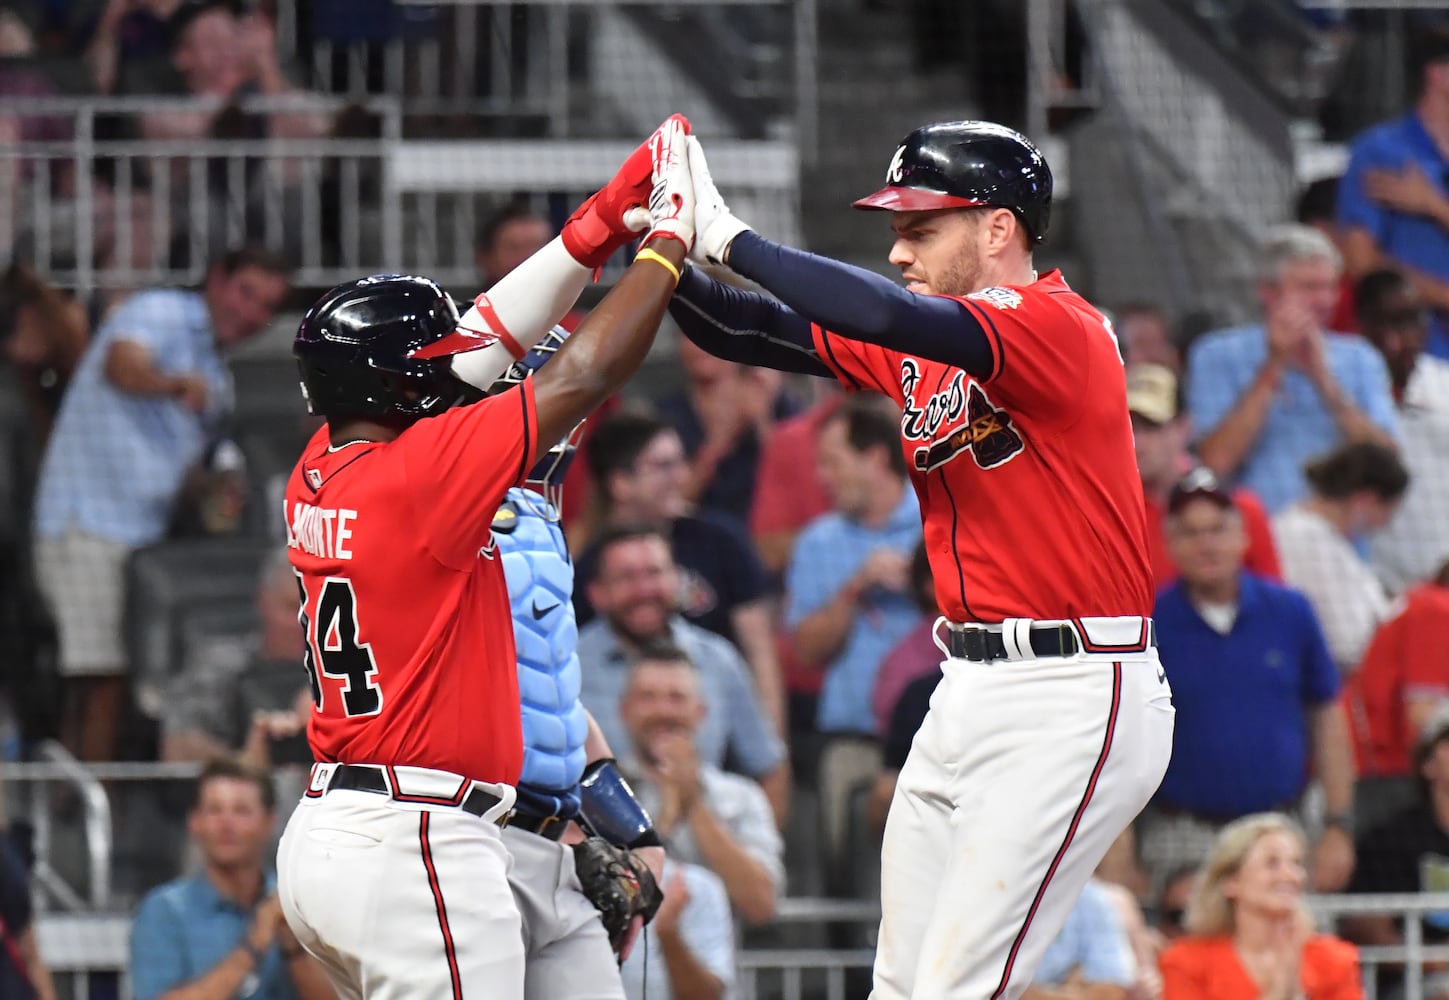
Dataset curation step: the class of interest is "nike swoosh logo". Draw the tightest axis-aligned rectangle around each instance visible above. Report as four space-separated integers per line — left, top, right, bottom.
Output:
1156 666 1167 684
531 601 560 620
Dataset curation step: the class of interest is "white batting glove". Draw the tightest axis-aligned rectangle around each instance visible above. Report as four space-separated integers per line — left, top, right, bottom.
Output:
687 136 752 266
643 116 695 251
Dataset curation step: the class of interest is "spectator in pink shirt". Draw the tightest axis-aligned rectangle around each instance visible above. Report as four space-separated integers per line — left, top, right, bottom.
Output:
870 541 939 737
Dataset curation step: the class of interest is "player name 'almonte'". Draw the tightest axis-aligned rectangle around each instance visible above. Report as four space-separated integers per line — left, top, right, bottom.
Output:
285 500 359 560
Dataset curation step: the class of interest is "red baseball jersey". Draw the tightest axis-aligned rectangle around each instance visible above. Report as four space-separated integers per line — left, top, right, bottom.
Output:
812 270 1152 622
1142 487 1283 587
283 382 539 786
1344 583 1449 777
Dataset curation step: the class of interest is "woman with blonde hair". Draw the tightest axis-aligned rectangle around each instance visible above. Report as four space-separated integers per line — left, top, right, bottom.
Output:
1160 813 1362 1000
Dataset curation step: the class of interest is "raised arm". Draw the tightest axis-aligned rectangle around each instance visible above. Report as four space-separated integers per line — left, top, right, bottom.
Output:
669 265 833 376
531 117 697 453
450 118 687 392
685 138 995 377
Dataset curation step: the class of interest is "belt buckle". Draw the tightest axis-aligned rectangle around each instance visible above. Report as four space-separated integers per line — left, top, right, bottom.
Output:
949 624 992 662
1054 622 1076 656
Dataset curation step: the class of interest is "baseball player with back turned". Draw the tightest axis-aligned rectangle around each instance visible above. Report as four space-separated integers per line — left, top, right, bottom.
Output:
667 123 1177 999
468 328 667 998
276 114 700 1000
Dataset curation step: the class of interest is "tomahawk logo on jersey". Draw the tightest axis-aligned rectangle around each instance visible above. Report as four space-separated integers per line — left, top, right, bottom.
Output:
811 269 1152 624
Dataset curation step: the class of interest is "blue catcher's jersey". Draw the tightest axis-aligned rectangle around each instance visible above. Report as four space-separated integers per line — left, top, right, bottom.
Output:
494 487 588 818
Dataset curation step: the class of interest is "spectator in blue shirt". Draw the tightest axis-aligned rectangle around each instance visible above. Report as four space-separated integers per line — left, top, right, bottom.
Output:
1338 31 1449 361
1029 878 1137 1000
577 525 789 822
1186 225 1398 514
785 397 920 895
129 756 335 1000
618 860 733 1000
31 246 289 762
575 409 784 737
785 397 922 738
1140 470 1356 897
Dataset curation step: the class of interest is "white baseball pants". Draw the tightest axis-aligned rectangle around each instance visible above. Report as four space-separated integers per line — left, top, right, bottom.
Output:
278 763 525 1000
871 618 1175 1000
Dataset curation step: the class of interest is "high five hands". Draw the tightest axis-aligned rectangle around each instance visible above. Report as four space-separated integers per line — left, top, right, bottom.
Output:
574 120 757 269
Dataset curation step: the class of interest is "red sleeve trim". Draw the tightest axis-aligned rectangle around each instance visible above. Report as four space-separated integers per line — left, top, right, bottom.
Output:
812 323 862 390
957 297 1005 382
469 293 526 360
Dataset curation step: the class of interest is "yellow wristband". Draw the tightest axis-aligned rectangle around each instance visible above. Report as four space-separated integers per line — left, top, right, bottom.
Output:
634 248 681 286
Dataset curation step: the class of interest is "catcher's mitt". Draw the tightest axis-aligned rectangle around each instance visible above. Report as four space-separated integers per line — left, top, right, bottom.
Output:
572 836 664 953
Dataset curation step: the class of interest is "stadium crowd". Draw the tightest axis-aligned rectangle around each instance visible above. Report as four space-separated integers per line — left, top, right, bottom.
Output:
3 2 1449 1000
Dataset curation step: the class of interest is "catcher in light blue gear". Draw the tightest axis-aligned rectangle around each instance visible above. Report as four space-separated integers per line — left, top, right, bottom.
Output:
489 328 665 1000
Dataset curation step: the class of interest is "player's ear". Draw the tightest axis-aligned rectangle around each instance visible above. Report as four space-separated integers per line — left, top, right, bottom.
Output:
983 208 1018 256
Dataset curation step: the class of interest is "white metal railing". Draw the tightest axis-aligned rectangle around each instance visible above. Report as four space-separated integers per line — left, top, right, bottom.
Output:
1310 894 1449 1000
21 743 116 913
7 756 202 915
0 94 402 297
269 0 816 152
32 894 1449 1000
0 94 803 297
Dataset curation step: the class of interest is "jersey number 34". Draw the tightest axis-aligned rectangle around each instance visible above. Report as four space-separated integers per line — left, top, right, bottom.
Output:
294 573 383 717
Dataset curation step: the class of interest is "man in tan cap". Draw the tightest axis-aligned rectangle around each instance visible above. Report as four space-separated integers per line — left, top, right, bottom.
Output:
1128 363 1282 586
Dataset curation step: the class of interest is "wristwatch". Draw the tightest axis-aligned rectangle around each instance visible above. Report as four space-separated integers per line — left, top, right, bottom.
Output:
1323 812 1355 837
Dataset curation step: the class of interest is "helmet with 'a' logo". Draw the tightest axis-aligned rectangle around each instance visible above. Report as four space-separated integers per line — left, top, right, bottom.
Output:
853 120 1053 244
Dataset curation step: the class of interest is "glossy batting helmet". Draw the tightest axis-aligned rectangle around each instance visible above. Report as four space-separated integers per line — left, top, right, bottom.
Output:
853 121 1053 243
294 274 496 421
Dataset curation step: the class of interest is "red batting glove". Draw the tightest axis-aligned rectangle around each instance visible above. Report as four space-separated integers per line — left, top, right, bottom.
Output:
561 114 692 270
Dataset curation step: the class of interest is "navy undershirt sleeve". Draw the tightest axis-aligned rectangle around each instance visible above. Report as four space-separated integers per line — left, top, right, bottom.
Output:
668 265 835 377
725 230 996 379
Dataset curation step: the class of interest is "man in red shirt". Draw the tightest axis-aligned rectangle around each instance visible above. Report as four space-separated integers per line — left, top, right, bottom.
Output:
275 115 697 1000
1127 363 1282 587
667 123 1176 999
748 383 842 575
1344 560 1449 827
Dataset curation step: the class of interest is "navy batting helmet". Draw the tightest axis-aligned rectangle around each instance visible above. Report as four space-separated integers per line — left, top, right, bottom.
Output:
294 274 496 421
853 121 1053 243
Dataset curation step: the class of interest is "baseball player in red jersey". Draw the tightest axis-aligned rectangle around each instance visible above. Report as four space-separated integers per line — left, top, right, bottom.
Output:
275 115 700 1000
666 122 1177 999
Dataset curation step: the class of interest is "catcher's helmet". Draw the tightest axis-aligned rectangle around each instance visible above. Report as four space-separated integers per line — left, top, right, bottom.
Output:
294 274 496 421
853 121 1053 243
489 325 585 508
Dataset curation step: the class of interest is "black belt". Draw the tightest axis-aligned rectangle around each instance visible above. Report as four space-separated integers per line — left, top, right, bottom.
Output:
327 764 511 827
509 811 571 841
947 623 1079 662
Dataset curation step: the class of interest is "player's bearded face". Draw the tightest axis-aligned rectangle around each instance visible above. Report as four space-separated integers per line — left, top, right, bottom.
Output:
888 209 984 298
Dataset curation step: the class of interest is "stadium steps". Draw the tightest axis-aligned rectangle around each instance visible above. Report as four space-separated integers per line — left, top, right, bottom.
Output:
801 1 980 264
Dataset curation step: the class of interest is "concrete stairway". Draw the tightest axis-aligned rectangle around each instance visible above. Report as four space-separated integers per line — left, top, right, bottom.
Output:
800 1 980 273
